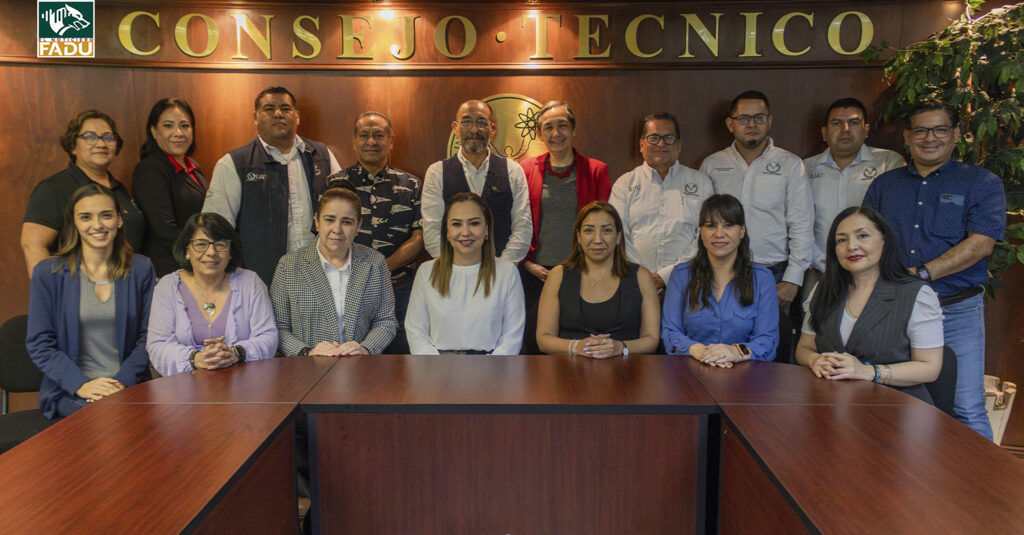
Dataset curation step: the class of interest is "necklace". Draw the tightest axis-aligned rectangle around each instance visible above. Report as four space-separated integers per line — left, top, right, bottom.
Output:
202 302 217 317
192 275 227 318
544 153 577 179
80 262 111 286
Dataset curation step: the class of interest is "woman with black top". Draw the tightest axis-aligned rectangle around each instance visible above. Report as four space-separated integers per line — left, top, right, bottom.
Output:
21 110 145 276
536 201 660 358
132 98 208 276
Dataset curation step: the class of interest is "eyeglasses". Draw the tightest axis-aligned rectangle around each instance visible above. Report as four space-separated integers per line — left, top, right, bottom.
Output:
459 118 491 129
729 114 769 125
643 133 679 146
77 132 118 145
189 239 231 253
908 125 954 140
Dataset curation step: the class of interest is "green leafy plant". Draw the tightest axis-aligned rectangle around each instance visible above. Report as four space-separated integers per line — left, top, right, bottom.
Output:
863 1 1024 293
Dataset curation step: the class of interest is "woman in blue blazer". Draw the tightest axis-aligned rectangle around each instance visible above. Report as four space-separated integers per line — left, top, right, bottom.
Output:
27 183 155 419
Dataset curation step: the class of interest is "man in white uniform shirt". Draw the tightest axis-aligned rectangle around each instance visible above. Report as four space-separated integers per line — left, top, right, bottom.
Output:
421 100 532 263
700 91 813 361
610 112 713 292
203 86 342 285
803 97 905 288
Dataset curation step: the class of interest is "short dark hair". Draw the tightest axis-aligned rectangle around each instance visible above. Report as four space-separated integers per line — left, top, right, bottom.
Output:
824 98 868 124
729 90 770 115
59 110 123 159
141 98 196 158
353 111 393 136
253 86 297 111
316 186 363 221
536 100 577 129
904 98 958 129
173 213 243 273
641 112 680 138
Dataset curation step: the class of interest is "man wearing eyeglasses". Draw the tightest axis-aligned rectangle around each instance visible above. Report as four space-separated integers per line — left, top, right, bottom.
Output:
802 98 906 294
421 99 532 262
609 112 713 292
325 111 422 354
863 99 1005 440
700 91 813 361
202 86 342 286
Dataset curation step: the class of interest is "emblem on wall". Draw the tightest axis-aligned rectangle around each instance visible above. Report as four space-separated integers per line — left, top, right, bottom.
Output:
37 0 94 58
446 94 547 161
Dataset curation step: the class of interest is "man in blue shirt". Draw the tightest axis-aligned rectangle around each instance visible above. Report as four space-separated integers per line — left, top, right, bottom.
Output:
863 99 1005 439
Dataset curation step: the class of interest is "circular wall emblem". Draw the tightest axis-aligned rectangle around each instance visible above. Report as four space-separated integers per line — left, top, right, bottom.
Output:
446 93 546 160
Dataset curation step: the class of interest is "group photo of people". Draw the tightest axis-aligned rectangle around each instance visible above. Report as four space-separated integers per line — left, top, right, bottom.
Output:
21 85 1005 442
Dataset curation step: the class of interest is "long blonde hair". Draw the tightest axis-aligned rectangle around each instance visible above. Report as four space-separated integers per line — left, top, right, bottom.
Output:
430 192 496 298
55 183 133 280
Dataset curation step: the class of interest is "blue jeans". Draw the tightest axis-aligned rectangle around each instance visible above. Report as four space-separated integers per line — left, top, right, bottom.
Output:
942 293 993 440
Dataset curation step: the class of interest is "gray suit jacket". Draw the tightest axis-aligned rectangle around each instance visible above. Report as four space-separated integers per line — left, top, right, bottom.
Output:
270 242 397 355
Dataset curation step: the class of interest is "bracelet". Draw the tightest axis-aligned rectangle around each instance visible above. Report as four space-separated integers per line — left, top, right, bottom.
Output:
883 365 893 385
872 364 880 383
189 350 199 370
568 339 579 356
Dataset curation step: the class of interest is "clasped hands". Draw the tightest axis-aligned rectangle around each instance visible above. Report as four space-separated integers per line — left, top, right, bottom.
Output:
689 343 745 368
310 340 368 356
578 334 623 359
193 336 238 370
810 351 871 381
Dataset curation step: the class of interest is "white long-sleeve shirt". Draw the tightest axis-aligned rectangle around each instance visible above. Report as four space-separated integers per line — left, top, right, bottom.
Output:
421 150 532 263
203 136 341 252
405 258 525 355
804 145 906 271
700 138 813 286
609 161 713 284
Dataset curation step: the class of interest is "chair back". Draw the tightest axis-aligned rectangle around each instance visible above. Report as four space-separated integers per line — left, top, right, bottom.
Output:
925 345 958 418
0 315 44 393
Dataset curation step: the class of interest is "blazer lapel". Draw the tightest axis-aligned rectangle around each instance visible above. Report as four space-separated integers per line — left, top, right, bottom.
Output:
301 244 341 341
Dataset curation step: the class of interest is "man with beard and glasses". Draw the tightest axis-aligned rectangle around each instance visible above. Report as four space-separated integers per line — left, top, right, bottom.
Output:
421 99 532 263
700 90 813 362
203 86 341 286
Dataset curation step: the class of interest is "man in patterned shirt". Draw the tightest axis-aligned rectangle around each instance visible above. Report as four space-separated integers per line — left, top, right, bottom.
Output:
327 111 423 353
864 99 1005 439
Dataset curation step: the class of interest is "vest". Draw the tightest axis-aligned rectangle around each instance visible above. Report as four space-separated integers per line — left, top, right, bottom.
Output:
815 278 933 403
557 263 643 341
441 152 513 256
229 137 332 285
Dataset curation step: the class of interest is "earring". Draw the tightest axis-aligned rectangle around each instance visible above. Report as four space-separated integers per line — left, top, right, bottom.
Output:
185 253 190 260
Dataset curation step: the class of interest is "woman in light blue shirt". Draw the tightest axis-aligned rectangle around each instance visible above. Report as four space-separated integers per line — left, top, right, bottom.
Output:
662 194 778 365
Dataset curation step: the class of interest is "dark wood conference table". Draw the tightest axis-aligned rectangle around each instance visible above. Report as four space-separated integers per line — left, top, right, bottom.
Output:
0 355 1020 535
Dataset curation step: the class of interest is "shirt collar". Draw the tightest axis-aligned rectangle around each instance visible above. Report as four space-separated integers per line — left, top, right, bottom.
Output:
728 136 775 162
317 243 352 274
824 144 869 169
907 157 958 178
457 147 491 171
166 152 198 174
642 160 680 181
355 161 390 181
258 135 305 159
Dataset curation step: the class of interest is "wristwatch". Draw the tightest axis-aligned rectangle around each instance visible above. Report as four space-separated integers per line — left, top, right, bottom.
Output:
916 265 932 282
232 345 247 363
298 347 312 356
621 341 630 357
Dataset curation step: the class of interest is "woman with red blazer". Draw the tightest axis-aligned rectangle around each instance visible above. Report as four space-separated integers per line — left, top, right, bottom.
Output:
517 101 611 354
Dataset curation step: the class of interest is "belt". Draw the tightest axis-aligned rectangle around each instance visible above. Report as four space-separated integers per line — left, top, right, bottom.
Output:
939 286 983 307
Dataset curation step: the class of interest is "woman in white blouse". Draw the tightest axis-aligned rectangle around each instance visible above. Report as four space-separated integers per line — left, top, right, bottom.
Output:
406 192 525 355
795 206 942 403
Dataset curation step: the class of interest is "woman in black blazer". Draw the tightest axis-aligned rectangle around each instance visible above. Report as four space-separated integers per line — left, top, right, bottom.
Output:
132 98 208 276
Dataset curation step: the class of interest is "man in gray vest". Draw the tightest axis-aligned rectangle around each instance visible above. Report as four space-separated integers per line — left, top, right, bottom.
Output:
421 99 532 262
203 86 341 285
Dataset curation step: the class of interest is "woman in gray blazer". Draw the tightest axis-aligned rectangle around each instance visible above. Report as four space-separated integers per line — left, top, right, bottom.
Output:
270 186 397 356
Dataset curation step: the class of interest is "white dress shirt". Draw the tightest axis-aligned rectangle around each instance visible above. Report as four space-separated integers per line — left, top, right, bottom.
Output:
609 161 713 283
405 258 525 355
700 138 813 286
804 145 906 270
421 149 533 263
317 245 352 335
204 136 342 252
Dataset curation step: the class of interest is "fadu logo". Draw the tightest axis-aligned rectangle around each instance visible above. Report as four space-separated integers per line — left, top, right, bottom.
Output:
37 1 95 58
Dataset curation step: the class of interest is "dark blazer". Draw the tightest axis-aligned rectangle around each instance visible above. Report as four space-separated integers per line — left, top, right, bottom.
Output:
131 151 208 276
26 255 156 419
815 278 933 403
270 242 397 355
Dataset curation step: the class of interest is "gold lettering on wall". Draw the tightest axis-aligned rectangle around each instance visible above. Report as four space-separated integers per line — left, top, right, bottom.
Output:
625 14 664 58
522 13 560 60
338 15 374 59
390 15 419 60
118 11 161 56
738 12 761 57
574 15 611 59
291 15 321 59
174 13 219 58
828 11 873 55
679 13 721 58
232 14 274 60
772 12 813 56
434 15 477 59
